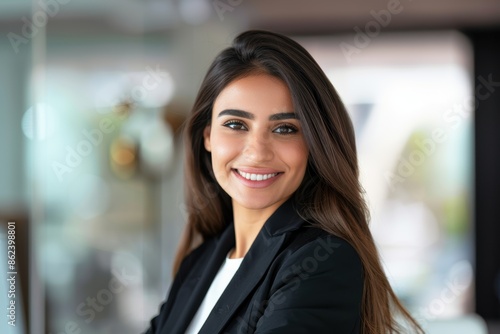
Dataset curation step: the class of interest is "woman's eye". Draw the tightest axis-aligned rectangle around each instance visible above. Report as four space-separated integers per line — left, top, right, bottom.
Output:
273 124 298 135
222 120 247 131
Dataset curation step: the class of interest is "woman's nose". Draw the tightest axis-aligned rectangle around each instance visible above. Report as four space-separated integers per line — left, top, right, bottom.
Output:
242 132 274 163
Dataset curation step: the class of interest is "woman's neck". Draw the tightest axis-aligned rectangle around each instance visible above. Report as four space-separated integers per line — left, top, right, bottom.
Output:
230 203 278 259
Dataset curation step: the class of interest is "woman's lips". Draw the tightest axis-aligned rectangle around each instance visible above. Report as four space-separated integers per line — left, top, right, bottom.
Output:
232 169 283 188
236 170 279 181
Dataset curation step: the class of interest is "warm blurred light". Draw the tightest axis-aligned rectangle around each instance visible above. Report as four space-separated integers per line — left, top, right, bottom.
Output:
110 136 137 178
113 147 135 166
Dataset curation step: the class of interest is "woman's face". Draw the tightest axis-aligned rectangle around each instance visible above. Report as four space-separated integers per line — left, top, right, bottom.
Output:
203 74 308 215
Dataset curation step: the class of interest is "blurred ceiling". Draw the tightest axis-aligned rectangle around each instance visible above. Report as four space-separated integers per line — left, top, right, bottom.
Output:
245 0 500 33
0 0 499 33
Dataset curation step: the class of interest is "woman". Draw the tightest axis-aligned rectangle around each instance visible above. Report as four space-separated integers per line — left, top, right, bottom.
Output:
145 30 423 333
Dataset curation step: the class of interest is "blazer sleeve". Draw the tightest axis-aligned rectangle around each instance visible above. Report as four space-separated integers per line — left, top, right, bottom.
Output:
254 235 363 334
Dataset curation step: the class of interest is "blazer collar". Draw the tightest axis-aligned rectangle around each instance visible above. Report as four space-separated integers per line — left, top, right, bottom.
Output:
198 198 306 333
262 197 305 237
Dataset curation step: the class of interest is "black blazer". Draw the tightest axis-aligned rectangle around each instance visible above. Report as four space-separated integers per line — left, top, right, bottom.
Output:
145 199 363 333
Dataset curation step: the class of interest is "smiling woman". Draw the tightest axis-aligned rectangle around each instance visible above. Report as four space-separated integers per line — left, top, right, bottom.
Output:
145 30 424 334
203 74 309 258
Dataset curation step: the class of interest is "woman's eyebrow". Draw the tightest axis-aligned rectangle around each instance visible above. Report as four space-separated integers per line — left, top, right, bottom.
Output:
217 109 297 120
218 109 254 119
269 112 297 121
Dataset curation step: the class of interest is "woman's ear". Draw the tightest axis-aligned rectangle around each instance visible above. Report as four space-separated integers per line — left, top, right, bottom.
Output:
203 125 212 152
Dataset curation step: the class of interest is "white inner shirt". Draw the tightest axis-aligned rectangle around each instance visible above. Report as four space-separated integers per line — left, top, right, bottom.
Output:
185 251 243 334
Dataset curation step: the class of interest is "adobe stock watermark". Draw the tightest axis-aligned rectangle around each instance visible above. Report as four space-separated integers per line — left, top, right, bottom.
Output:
51 65 169 182
212 0 243 21
233 236 342 333
340 0 413 63
7 0 72 54
413 261 472 330
119 65 171 107
48 266 139 334
51 115 119 182
385 73 500 190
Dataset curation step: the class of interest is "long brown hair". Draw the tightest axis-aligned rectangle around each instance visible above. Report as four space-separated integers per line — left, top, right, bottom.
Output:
175 30 423 333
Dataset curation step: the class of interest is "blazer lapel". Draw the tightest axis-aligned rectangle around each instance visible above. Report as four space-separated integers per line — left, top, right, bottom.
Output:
199 199 305 334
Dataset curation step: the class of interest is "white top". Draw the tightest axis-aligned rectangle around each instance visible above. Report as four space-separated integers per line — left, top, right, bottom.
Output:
185 251 244 334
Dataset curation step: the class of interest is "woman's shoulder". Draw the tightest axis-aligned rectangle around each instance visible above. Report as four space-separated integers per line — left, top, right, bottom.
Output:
175 235 218 277
265 224 364 322
279 224 363 277
289 224 359 256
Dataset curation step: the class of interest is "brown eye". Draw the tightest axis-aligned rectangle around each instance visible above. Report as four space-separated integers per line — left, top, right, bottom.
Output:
223 120 248 131
273 124 298 135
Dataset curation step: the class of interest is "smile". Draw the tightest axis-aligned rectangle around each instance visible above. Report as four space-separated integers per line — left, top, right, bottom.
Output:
234 169 281 181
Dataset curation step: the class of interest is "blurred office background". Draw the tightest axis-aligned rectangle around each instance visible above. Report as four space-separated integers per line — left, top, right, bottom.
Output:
0 0 499 333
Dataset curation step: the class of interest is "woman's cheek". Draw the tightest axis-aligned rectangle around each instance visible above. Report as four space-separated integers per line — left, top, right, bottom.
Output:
211 133 241 164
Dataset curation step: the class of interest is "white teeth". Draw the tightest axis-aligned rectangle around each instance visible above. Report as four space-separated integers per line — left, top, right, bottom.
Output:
237 170 278 181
